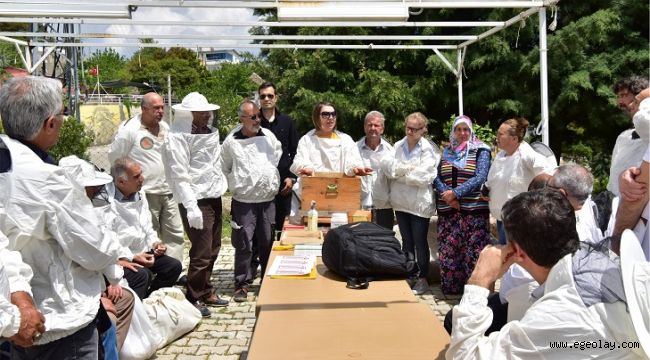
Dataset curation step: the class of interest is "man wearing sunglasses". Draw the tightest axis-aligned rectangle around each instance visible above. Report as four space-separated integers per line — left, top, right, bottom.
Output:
222 100 282 302
258 82 299 239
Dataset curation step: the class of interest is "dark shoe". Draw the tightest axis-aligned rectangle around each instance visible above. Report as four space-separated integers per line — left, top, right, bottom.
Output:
233 288 248 302
193 301 211 317
176 275 188 286
412 278 429 295
406 277 417 289
346 277 369 290
204 293 229 307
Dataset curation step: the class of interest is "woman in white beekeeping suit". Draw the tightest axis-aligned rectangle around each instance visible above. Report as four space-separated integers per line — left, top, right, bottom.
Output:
289 101 371 223
381 112 440 296
163 92 229 317
483 117 555 245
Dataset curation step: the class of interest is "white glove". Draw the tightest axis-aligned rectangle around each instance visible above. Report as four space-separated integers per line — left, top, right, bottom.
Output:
186 204 204 230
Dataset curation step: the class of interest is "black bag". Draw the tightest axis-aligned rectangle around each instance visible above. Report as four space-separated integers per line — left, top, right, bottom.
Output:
322 222 415 289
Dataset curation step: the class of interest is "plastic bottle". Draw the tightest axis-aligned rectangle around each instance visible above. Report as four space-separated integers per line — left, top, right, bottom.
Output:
307 200 318 231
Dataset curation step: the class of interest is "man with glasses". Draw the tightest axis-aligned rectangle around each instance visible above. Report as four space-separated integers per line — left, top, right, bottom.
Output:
547 164 602 243
258 82 299 237
222 100 282 302
108 93 185 280
0 76 120 359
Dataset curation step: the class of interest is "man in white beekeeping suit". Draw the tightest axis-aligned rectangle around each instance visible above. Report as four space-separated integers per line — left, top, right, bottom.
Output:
163 92 229 317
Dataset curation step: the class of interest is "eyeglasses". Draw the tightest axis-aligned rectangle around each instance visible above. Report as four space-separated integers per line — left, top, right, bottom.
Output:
259 94 275 100
241 114 259 120
320 111 337 119
406 126 424 132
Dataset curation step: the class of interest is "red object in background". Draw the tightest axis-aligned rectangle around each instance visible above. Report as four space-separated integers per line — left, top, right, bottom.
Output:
89 67 98 76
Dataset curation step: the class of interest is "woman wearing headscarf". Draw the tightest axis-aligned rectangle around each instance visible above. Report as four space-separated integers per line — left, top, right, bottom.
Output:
434 115 492 295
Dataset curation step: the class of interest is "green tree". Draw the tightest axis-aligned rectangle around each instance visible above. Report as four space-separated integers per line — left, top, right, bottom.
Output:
0 23 29 69
126 44 208 96
83 48 130 86
190 61 260 135
49 117 95 163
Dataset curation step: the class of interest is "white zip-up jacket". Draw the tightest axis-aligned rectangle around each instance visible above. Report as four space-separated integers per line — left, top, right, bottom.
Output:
104 183 160 259
221 126 282 203
447 250 644 360
108 115 171 195
0 135 120 344
0 228 33 338
485 141 554 221
382 137 440 218
357 137 394 210
290 129 363 177
163 125 227 208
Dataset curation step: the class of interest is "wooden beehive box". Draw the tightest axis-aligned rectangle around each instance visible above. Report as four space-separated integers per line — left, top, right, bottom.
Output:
300 172 361 217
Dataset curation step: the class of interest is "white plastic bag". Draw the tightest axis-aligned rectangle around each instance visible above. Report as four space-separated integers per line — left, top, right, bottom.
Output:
143 287 202 348
120 290 161 360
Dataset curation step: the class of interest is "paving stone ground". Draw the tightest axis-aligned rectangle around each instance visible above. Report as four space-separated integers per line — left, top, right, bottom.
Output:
150 238 462 360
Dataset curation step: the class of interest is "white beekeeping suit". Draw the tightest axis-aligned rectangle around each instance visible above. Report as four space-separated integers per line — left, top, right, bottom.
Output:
485 141 555 221
163 113 227 229
291 129 363 176
0 135 120 344
288 129 364 222
0 227 33 338
221 125 282 203
382 137 440 219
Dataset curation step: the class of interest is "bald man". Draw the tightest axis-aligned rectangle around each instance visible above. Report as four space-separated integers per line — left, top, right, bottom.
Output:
108 93 185 273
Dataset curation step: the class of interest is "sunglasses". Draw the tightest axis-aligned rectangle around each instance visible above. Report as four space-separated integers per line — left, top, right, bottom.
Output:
241 114 259 120
320 111 337 118
259 94 275 100
406 126 424 132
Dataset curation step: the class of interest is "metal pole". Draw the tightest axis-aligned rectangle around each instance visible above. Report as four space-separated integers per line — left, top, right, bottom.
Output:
457 48 464 116
167 74 172 122
30 23 39 75
73 46 81 121
539 8 549 145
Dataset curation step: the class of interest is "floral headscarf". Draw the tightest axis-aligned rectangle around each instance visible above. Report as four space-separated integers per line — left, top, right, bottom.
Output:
442 115 490 169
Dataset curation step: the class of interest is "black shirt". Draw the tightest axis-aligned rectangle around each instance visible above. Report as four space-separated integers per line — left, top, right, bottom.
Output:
260 108 299 181
233 128 264 140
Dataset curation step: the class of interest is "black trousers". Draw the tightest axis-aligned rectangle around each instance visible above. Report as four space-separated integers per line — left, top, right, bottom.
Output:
444 292 509 335
123 254 182 299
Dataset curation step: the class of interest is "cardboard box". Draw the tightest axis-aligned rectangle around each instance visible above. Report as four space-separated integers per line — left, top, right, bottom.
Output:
300 172 361 217
248 302 450 360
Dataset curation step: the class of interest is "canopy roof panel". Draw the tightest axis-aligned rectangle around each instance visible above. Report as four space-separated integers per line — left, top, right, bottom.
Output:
0 0 559 144
0 0 559 50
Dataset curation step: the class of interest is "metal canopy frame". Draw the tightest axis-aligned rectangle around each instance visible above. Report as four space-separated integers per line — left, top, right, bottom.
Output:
0 0 559 144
